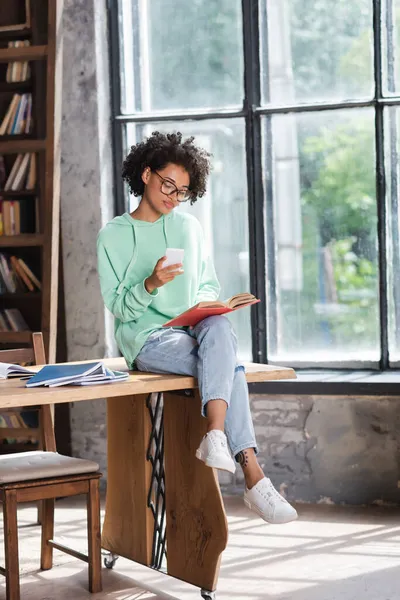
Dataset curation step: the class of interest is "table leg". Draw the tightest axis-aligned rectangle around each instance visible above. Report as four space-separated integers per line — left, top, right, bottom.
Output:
163 390 228 592
101 394 154 566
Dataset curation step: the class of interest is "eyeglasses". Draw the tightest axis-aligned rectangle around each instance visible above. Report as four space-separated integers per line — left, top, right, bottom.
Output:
153 171 192 203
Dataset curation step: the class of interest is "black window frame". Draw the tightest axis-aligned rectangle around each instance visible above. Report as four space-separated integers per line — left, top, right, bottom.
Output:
108 0 400 372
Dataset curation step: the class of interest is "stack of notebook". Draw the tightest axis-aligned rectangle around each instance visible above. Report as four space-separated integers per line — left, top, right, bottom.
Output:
25 362 129 388
0 361 129 386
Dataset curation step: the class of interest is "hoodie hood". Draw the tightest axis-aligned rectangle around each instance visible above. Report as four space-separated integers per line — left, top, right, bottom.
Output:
114 212 169 295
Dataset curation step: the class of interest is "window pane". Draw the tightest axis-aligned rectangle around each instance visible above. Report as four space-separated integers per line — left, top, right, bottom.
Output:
119 0 244 113
382 0 400 95
125 120 251 360
263 109 380 364
386 107 400 362
259 0 374 105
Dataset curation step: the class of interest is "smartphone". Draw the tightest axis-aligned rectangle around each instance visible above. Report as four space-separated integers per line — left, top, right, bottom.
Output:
164 248 184 269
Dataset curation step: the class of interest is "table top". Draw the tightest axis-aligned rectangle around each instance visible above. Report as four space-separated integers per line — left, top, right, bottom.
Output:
0 358 296 409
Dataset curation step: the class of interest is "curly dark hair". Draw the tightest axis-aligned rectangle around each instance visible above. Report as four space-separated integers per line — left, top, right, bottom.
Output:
121 131 211 204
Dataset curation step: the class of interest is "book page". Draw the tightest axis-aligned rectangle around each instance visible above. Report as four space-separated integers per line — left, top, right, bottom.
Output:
197 301 226 309
227 293 256 309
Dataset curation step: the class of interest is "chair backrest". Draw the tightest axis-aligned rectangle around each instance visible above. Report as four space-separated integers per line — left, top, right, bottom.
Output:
0 332 56 453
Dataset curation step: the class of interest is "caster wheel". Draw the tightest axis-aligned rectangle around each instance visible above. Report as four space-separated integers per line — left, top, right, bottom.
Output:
103 553 119 569
201 590 216 600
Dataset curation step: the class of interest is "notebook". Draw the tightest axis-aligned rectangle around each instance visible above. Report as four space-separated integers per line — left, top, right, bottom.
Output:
47 367 129 387
0 362 36 379
25 362 129 388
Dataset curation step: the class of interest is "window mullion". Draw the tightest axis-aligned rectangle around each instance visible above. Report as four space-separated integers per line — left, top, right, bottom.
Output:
384 0 400 361
108 0 126 215
242 0 268 363
374 0 389 368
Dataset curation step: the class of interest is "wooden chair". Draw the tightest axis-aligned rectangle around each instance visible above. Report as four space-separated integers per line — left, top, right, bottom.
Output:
0 332 102 600
0 342 46 525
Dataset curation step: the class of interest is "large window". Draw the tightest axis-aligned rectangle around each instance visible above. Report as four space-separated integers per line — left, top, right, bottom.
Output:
110 0 400 369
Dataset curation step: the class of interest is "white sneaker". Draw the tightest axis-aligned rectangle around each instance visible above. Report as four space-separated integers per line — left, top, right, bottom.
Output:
196 430 236 474
244 477 298 524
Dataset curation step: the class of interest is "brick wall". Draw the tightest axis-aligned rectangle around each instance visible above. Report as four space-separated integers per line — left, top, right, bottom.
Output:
219 394 400 506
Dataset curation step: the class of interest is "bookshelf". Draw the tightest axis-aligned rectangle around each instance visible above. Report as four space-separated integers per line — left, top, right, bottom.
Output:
0 45 48 61
0 0 62 363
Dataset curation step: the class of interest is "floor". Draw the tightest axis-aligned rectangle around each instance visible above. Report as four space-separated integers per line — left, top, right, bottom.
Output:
0 497 400 600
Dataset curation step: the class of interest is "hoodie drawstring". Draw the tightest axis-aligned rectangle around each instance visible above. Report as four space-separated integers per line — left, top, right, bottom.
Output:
116 214 168 295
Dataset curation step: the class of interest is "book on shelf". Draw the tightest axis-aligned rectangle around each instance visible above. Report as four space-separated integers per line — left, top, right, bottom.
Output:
0 157 5 189
4 307 29 331
0 311 8 330
0 93 32 136
0 252 41 293
25 152 35 189
0 197 38 236
163 292 260 327
2 200 24 235
6 41 31 83
8 256 24 291
18 257 41 290
0 253 17 293
4 154 23 189
0 308 29 332
10 255 33 291
0 95 19 135
3 152 36 191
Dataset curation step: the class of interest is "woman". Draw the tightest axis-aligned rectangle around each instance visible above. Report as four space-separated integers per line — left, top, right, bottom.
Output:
97 131 297 524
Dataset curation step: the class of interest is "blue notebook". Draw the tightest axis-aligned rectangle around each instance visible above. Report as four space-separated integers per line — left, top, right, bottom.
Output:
48 368 129 387
26 362 105 388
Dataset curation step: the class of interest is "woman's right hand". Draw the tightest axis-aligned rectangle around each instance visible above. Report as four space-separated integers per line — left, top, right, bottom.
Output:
145 256 183 293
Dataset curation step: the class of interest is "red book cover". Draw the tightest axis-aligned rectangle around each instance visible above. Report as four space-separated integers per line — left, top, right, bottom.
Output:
163 297 260 327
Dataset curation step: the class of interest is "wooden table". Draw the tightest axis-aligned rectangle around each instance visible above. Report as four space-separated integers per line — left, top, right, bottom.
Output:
0 359 296 599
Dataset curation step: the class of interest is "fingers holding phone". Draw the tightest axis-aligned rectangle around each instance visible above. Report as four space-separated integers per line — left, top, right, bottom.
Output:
145 249 184 293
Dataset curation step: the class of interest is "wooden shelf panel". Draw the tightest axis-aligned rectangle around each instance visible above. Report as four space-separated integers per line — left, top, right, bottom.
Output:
0 46 47 63
0 234 43 247
0 331 32 343
0 139 45 154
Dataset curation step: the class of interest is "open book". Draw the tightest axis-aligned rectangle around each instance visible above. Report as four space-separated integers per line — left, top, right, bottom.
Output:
0 362 36 379
163 293 260 328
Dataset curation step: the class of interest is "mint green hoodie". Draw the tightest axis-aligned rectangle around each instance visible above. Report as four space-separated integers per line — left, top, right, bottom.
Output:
97 211 220 367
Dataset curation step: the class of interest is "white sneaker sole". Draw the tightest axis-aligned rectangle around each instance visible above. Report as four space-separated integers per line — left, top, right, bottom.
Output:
196 449 236 474
244 497 298 525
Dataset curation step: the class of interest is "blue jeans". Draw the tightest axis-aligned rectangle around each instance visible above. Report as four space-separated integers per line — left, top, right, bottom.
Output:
135 315 258 458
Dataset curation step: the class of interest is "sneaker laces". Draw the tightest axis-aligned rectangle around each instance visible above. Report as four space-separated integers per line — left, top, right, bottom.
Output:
207 431 229 453
257 478 288 504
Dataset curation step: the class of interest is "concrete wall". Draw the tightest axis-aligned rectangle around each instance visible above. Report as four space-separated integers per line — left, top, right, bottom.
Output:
60 0 117 480
219 394 400 505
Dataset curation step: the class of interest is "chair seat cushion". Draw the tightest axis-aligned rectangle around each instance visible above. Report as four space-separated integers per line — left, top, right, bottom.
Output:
0 451 99 483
